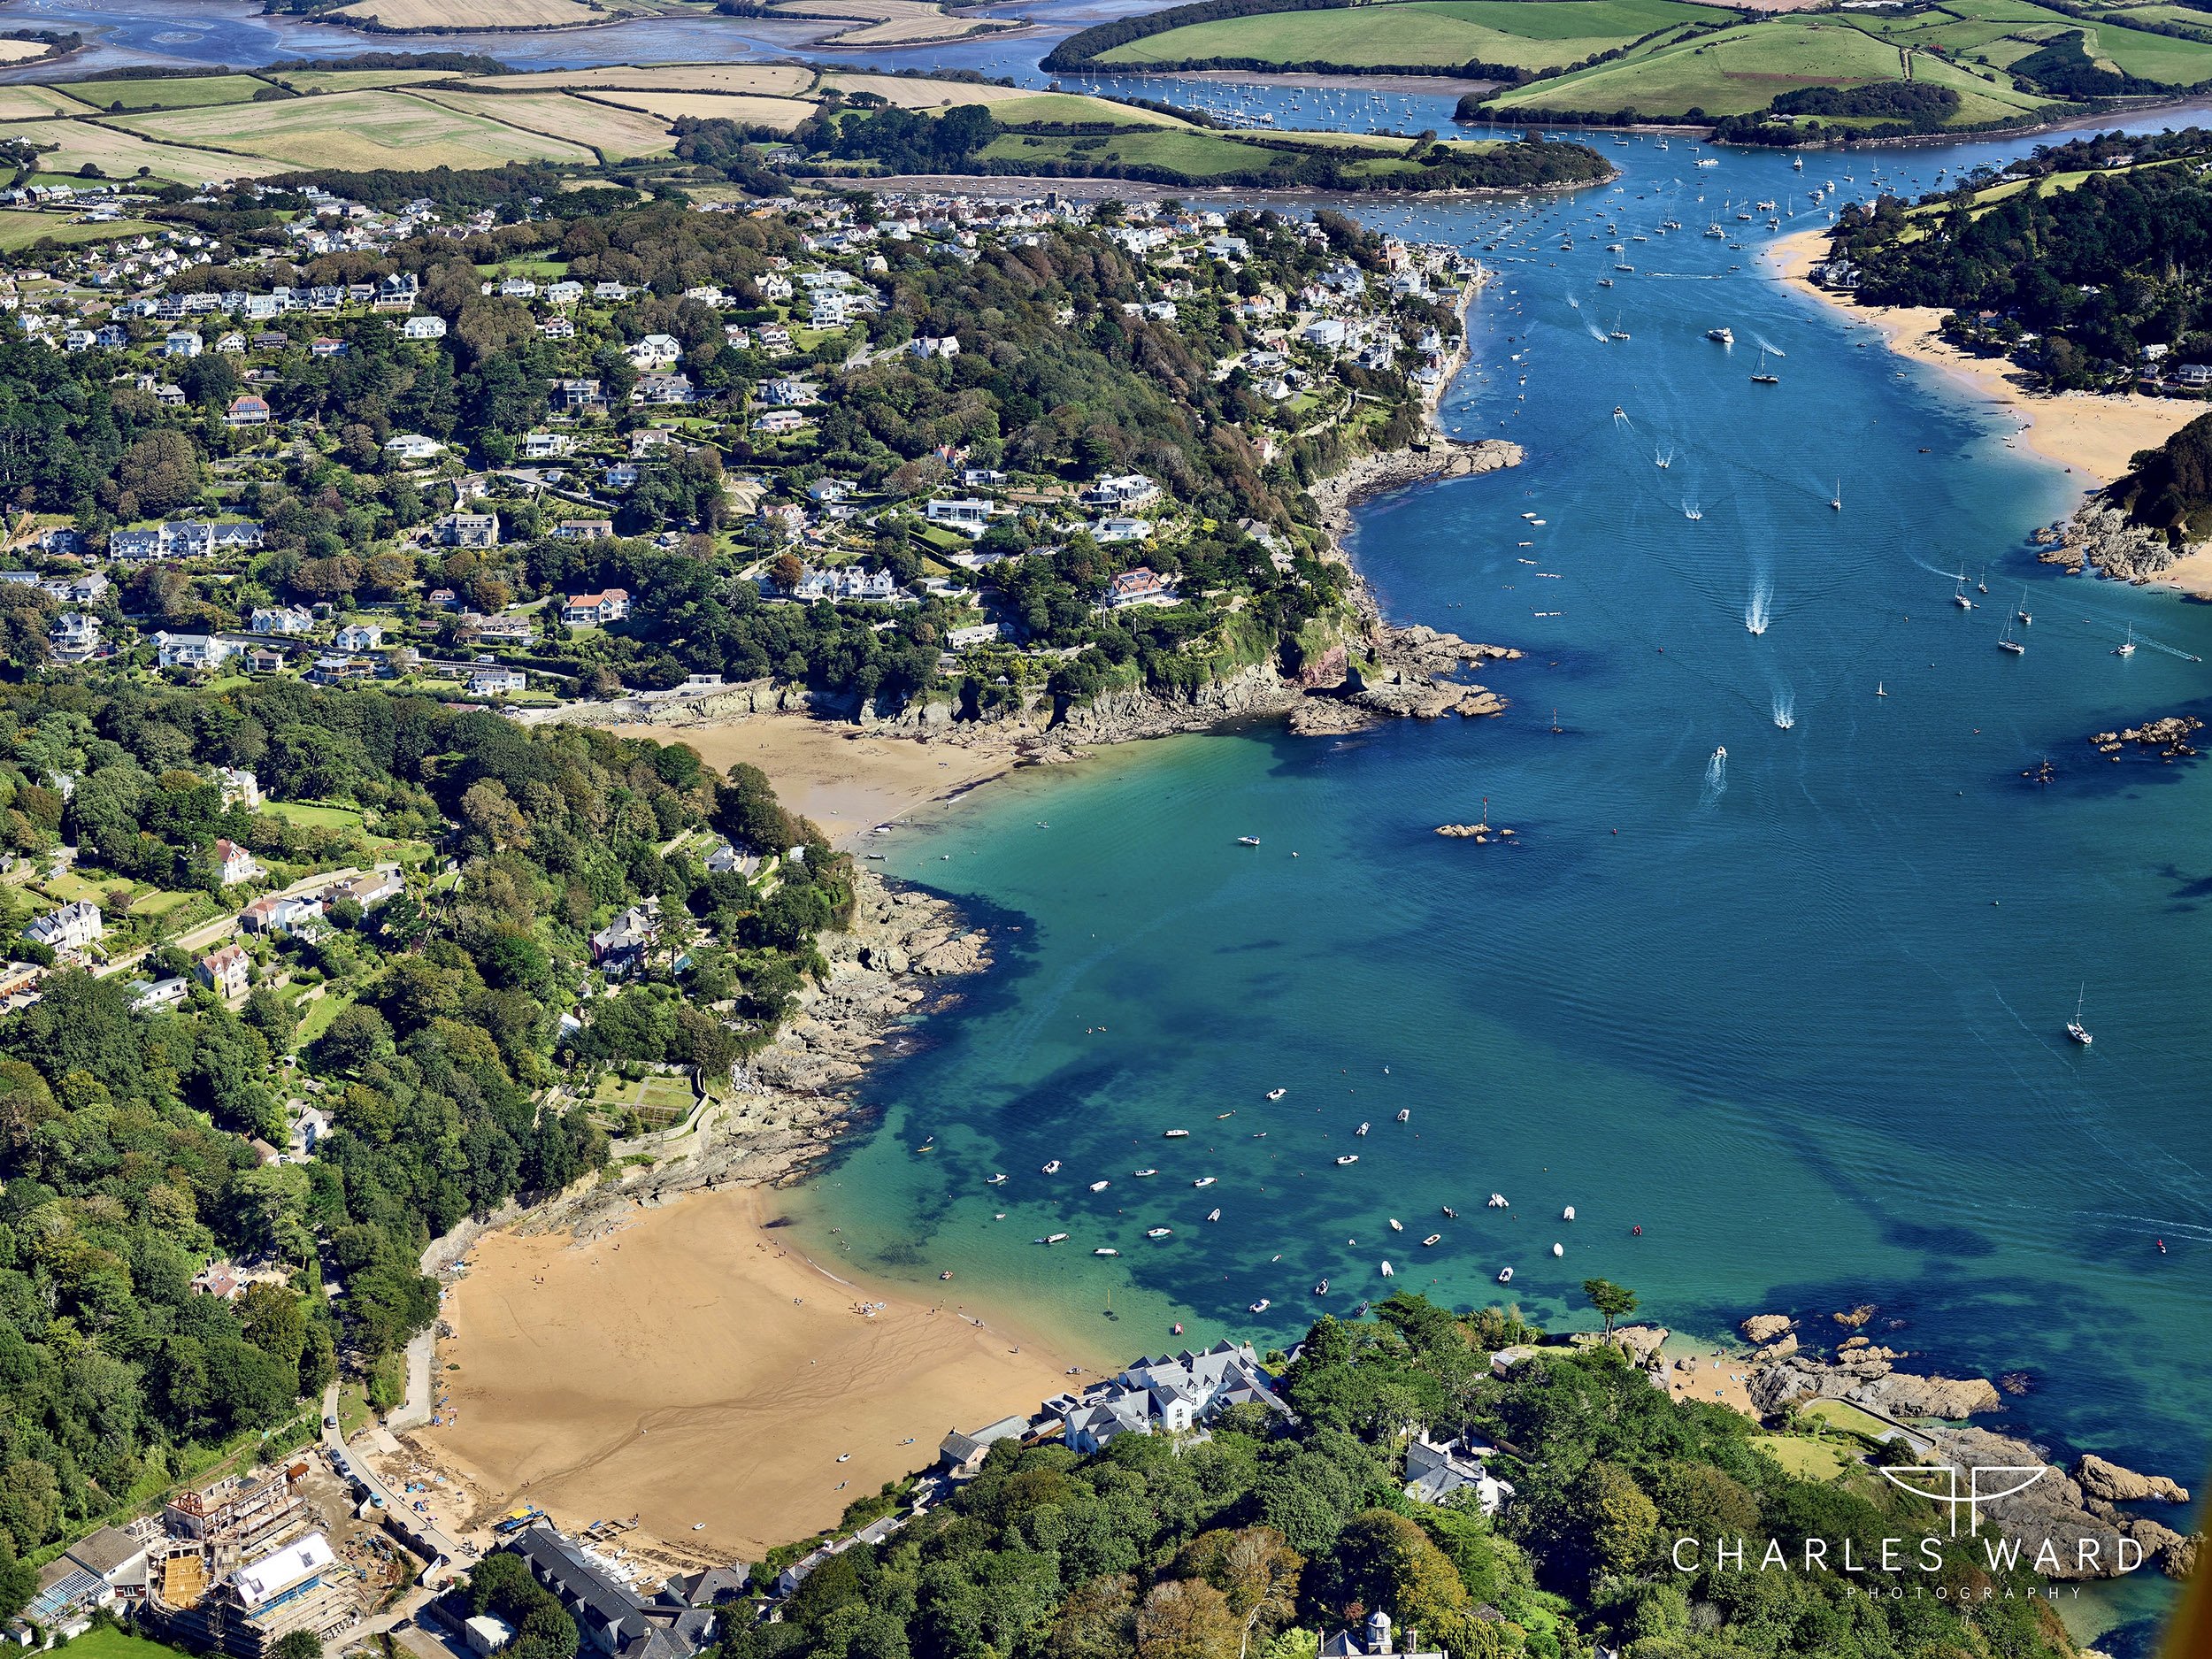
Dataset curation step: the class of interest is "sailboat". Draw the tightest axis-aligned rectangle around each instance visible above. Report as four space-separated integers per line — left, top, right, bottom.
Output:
1998 616 2024 655
2116 626 2137 657
1953 580 1974 611
1751 348 1778 385
1876 682 1887 696
2067 987 2093 1046
2017 590 2033 626
1977 570 1988 594
1830 479 1841 511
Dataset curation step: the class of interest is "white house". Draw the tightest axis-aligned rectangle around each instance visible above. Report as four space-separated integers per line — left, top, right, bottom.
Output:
333 623 383 652
385 433 444 462
211 838 259 887
1048 1341 1286 1455
23 900 102 955
468 667 527 696
402 315 447 341
925 498 993 536
153 632 240 672
628 333 680 370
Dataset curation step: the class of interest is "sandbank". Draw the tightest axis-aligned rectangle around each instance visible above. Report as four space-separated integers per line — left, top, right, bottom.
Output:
1770 228 2212 595
612 715 1012 849
414 1186 1091 1563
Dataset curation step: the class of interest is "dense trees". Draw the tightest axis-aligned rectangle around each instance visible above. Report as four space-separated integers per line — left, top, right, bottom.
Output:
732 1294 2070 1659
0 678 840 1588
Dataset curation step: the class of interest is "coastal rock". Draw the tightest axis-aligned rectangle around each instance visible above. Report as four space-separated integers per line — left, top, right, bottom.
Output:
1746 1350 2000 1420
2075 1454 2190 1505
1857 1370 2001 1418
1435 822 1514 841
2165 1532 2200 1581
1612 1324 1670 1367
1741 1314 1793 1344
1921 1426 2191 1580
2088 715 2202 759
1755 1333 1800 1361
1298 643 1350 689
915 932 989 977
1286 698 1383 736
1832 1302 1878 1328
2050 500 2188 582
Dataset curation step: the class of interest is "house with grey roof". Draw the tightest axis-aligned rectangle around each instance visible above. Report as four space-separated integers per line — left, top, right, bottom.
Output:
1050 1340 1285 1455
507 1525 717 1659
1402 1435 1513 1516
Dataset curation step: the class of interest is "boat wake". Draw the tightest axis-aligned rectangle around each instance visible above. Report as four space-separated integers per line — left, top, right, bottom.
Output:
1745 578 1772 635
1751 334 1788 358
1772 689 1795 731
1683 500 1704 521
1701 745 1727 806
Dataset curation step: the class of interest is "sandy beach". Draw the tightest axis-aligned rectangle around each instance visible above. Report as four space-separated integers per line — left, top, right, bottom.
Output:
1770 227 2205 493
413 1186 1090 1563
612 715 1012 849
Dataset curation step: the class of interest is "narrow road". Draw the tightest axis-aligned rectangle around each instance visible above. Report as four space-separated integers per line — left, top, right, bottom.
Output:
321 1382 468 1586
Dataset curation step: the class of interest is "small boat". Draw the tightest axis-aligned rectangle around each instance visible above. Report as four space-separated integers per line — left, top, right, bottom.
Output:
1088 1180 1110 1193
2068 986 2093 1046
2116 626 2137 657
1205 1208 1221 1222
1876 682 1887 696
1237 836 1261 847
1163 1129 1189 1138
1830 480 1841 511
1563 1205 1576 1221
1712 745 1725 764
1193 1176 1216 1188
1336 1154 1359 1166
1394 1109 1409 1123
1496 1266 1514 1283
986 1173 1008 1186
1551 1242 1565 1257
1133 1167 1157 1178
1041 1160 1062 1174
1609 326 1630 342
1249 1299 1270 1314
940 1270 953 1279
1145 1226 1171 1239
1487 1193 1508 1208
1707 326 1733 344
1379 1261 1394 1278
1355 1122 1370 1136
1265 1087 1286 1100
1094 1248 1119 1256
1421 1233 1441 1247
1216 1111 1233 1120
1441 1205 1458 1218
1751 348 1778 385
1313 1279 1329 1294
1041 1233 1069 1245
1388 1218 1403 1233
1597 278 1613 288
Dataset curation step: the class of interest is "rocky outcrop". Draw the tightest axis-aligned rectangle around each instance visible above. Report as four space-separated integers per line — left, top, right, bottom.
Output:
2076 1454 2190 1505
2041 501 2187 582
1748 1349 2000 1419
1741 1313 1793 1344
1435 822 1515 841
1568 1324 1669 1368
2089 715 2202 761
1922 1426 2193 1580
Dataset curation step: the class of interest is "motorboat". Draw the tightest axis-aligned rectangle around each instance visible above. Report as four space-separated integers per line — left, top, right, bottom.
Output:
1205 1208 1221 1221
1563 1205 1576 1221
1551 1242 1565 1257
1094 1248 1119 1256
1237 836 1261 847
1266 1087 1286 1100
1041 1160 1062 1174
1163 1128 1189 1138
1249 1299 1270 1314
1313 1279 1329 1294
1355 1122 1370 1136
1193 1176 1217 1187
1389 1218 1404 1233
1496 1266 1513 1283
1379 1261 1394 1278
1040 1233 1069 1244
1144 1226 1171 1240
1442 1206 1458 1218
986 1174 1008 1186
1487 1193 1508 1208
1707 326 1732 344
1394 1109 1410 1123
1336 1154 1359 1166
1088 1179 1110 1192
1422 1233 1442 1247
1133 1167 1156 1177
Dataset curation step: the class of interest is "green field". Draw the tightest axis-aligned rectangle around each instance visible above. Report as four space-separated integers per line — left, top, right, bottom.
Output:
53 1624 188 1659
266 67 463 93
1486 18 2055 119
65 74 279 112
979 127 1275 178
0 211 165 252
113 88 594 173
1750 1432 1851 1482
0 85 93 120
1094 0 1709 70
1855 0 2212 84
295 987 357 1048
259 800 366 831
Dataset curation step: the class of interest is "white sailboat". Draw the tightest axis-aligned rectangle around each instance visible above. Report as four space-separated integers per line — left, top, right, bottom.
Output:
2116 626 2137 657
2067 986 2093 1045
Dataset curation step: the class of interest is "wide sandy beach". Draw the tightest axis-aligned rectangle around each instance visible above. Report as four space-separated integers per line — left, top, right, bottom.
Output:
1770 228 2209 565
613 715 1012 849
415 1186 1093 1563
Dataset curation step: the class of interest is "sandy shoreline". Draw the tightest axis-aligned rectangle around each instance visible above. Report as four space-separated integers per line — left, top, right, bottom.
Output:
611 717 1013 849
409 1187 1093 1564
1769 228 2212 597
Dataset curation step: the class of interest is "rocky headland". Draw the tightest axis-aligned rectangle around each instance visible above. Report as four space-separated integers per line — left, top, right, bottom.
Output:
1561 1310 2200 1583
2036 500 2185 582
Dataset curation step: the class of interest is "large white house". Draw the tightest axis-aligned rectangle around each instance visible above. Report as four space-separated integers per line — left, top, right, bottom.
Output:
24 900 103 955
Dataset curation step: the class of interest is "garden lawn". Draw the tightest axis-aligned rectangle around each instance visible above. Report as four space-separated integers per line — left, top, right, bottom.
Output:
50 1624 187 1659
258 800 366 831
1751 1433 1851 1482
1094 0 1711 70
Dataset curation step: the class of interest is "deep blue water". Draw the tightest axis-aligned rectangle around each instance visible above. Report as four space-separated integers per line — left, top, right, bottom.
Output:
764 139 2211 1650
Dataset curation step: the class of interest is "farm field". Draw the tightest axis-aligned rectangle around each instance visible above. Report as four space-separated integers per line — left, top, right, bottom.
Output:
112 89 595 172
980 91 1192 126
1485 18 2055 118
0 211 164 251
976 127 1283 178
265 67 465 92
475 62 816 95
327 0 606 25
1856 0 2212 82
583 88 822 129
0 85 93 119
408 88 680 157
62 73 274 111
0 38 50 65
12 118 287 183
1092 0 1713 70
818 72 1064 106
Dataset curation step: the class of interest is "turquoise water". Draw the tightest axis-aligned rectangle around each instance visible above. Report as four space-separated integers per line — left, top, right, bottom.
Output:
783 140 2208 1647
